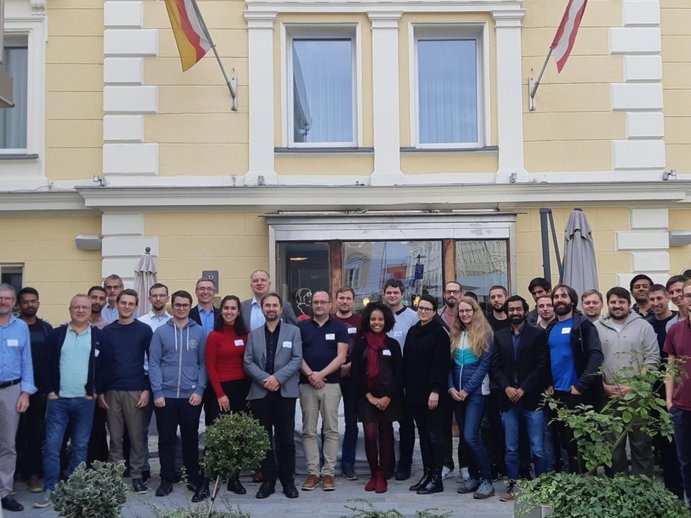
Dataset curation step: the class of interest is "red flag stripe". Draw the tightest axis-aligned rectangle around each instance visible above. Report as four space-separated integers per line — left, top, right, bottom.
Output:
550 0 588 73
174 0 209 62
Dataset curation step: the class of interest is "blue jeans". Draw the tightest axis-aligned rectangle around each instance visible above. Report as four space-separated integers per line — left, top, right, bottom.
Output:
43 397 96 491
453 393 491 481
671 406 691 508
501 406 545 480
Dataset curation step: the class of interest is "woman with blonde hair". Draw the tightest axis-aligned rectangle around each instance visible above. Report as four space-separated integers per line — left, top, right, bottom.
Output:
448 296 495 499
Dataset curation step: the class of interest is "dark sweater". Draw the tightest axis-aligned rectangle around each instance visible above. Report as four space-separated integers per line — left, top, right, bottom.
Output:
101 320 153 392
27 318 54 393
403 319 451 405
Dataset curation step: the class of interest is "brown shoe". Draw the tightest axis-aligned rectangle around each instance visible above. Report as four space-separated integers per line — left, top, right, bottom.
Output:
252 470 263 483
322 474 336 491
499 481 516 502
301 474 321 491
27 475 43 493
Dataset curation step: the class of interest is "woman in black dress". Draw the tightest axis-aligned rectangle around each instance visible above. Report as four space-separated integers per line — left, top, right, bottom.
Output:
351 302 403 494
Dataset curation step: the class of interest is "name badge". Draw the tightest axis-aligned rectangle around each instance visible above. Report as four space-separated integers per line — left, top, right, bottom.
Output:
6 339 18 347
234 339 244 346
382 349 392 356
325 333 335 340
561 327 571 335
348 327 357 335
393 331 402 337
282 341 292 349
94 348 100 358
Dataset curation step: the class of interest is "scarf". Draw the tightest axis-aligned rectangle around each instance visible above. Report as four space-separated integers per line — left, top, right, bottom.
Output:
365 331 387 388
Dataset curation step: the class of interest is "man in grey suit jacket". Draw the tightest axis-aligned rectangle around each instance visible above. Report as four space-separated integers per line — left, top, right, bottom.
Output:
241 270 298 331
243 292 302 500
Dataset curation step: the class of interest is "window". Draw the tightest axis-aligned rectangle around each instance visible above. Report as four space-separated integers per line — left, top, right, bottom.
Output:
0 35 28 150
413 27 484 148
0 264 23 292
287 28 356 146
455 240 508 302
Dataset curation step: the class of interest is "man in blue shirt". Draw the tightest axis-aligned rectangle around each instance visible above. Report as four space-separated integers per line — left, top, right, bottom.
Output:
0 283 35 512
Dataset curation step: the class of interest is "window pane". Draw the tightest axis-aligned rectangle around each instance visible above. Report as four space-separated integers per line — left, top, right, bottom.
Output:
343 241 443 309
0 46 28 149
292 39 353 144
455 241 508 302
277 242 330 319
417 39 477 144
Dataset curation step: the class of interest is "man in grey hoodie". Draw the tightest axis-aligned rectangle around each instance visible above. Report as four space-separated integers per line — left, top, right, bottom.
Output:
148 290 208 502
595 286 659 476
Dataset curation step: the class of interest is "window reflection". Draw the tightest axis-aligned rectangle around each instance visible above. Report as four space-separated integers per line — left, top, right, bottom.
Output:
455 240 508 302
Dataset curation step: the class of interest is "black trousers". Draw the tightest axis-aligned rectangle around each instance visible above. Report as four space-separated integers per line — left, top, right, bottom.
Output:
155 398 203 484
410 400 447 472
16 392 47 478
204 379 251 425
397 403 415 471
250 392 296 486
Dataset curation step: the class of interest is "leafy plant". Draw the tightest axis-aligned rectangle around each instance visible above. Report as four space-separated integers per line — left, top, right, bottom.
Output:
52 460 127 518
414 510 452 518
202 413 269 516
340 501 404 518
153 504 252 518
516 472 689 518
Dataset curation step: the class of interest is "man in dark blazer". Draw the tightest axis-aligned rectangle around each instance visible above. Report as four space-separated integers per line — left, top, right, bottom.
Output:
243 292 303 500
241 270 298 332
491 295 548 501
189 278 216 334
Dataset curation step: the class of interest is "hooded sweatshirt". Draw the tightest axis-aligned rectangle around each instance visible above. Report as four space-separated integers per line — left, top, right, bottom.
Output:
595 311 659 384
148 318 207 400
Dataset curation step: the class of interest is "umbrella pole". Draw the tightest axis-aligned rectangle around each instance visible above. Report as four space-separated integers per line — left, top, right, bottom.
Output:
548 211 563 281
539 208 552 283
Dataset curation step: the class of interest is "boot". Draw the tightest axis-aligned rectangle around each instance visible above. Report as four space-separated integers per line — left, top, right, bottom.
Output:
365 469 378 492
409 469 431 492
227 473 246 495
375 470 388 493
416 469 443 495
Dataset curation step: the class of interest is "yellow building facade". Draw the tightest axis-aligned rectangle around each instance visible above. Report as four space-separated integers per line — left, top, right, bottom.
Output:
0 0 689 323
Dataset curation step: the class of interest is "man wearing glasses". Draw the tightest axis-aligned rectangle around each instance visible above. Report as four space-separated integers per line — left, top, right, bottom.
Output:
148 290 208 502
439 281 463 329
298 291 348 491
190 278 216 334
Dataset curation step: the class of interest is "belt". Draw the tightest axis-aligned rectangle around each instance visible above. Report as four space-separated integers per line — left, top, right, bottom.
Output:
0 378 20 389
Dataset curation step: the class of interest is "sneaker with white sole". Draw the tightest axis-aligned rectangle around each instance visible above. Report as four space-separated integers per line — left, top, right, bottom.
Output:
441 466 454 480
473 479 495 499
32 491 52 509
457 478 481 494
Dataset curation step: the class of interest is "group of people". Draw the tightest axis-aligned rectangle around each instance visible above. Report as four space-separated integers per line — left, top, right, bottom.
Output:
2 270 691 512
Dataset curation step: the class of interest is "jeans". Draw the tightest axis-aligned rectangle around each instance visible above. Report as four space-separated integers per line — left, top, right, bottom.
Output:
453 393 491 481
43 397 96 491
340 377 359 470
501 406 545 480
671 406 691 507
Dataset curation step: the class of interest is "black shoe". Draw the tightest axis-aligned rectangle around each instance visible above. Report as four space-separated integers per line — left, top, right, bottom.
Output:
417 472 444 495
155 480 173 497
227 474 246 495
283 483 299 499
342 466 358 481
409 471 431 492
132 478 148 494
395 467 411 481
256 481 275 499
191 482 209 502
1 496 24 512
141 470 151 484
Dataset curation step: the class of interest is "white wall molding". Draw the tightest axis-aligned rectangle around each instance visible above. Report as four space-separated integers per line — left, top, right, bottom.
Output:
610 0 664 173
100 212 158 285
616 207 670 285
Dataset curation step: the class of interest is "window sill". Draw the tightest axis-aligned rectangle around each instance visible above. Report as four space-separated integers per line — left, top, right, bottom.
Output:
0 153 39 160
400 146 498 154
275 147 374 155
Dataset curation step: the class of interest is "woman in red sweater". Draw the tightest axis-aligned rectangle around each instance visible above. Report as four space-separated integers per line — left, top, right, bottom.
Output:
205 294 250 494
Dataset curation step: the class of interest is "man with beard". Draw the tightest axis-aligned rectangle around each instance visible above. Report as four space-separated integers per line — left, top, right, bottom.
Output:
331 287 362 480
581 289 604 322
492 296 548 501
16 287 53 494
545 284 603 472
630 274 654 319
88 286 109 329
439 281 463 329
486 286 510 332
526 278 551 327
244 293 302 499
595 287 659 476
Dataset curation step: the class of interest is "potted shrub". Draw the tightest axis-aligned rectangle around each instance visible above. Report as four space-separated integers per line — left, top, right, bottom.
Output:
202 413 269 516
515 360 689 518
51 460 127 518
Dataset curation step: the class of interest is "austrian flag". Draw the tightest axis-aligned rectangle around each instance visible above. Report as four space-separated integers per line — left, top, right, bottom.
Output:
550 0 588 73
163 0 212 71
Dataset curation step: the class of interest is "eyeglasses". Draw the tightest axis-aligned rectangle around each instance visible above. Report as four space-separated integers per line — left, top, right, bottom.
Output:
444 290 461 295
312 300 330 305
173 303 191 309
458 309 474 314
417 306 434 313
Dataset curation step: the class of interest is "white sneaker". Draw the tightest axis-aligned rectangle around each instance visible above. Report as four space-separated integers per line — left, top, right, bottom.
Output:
33 491 52 509
441 466 454 480
460 467 470 481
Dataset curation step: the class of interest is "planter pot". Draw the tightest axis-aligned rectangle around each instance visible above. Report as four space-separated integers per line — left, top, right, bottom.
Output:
514 501 553 518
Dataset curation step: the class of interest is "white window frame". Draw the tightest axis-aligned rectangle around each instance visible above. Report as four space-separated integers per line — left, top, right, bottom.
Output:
409 23 489 150
281 24 361 148
1 0 47 182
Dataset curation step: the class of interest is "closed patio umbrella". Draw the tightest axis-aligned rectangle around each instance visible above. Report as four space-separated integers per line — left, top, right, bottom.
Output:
134 247 157 315
562 208 598 303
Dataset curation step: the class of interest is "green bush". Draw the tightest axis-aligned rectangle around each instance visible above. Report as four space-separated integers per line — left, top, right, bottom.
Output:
516 472 690 518
153 504 251 518
52 460 128 518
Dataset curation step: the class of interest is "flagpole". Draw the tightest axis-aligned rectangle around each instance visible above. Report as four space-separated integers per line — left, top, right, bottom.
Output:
190 0 238 111
528 48 552 111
